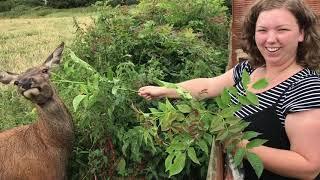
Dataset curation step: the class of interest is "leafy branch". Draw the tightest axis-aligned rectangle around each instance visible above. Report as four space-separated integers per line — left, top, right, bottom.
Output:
134 70 268 178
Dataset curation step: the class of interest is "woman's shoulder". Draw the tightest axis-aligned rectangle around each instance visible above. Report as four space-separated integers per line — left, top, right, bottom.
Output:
233 60 255 83
234 60 254 73
289 68 320 87
283 69 320 113
285 68 320 99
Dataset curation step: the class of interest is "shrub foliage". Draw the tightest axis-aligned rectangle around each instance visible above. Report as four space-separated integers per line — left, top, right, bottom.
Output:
62 0 231 178
1 0 231 179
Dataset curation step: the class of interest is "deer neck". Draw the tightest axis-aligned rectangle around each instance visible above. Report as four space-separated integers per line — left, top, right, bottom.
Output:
35 93 74 149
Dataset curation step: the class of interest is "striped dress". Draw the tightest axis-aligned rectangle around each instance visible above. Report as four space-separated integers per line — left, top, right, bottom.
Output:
232 61 320 124
225 61 320 180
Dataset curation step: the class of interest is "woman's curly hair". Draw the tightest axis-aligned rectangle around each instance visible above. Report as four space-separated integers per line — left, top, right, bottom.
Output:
241 0 320 70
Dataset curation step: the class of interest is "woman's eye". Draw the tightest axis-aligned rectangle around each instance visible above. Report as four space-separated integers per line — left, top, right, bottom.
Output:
256 29 266 32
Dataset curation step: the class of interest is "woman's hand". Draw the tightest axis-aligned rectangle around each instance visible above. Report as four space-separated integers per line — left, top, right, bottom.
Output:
138 86 175 100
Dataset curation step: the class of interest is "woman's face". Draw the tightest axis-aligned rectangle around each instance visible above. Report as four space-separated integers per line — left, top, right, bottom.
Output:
255 8 304 66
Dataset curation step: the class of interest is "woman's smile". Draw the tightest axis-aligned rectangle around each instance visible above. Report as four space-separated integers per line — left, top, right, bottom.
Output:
266 47 280 53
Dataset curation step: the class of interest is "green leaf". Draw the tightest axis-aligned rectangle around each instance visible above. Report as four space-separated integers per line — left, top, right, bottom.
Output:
215 96 227 109
143 131 153 145
233 148 246 167
224 116 241 126
228 124 246 134
116 158 126 176
149 108 160 114
203 133 213 145
187 147 200 164
70 51 96 72
160 111 175 131
246 91 259 105
112 85 119 95
210 116 224 132
252 78 268 90
246 139 268 149
239 121 251 131
219 109 234 118
169 152 186 177
106 67 114 81
228 86 239 97
165 154 175 171
238 96 251 105
176 88 193 100
221 89 231 106
220 106 240 118
241 70 250 89
196 139 208 155
176 112 185 121
247 152 264 178
170 142 187 151
166 98 176 110
122 142 129 156
200 113 214 130
158 102 166 111
216 130 229 141
177 104 192 113
72 94 87 112
155 79 177 89
243 131 262 140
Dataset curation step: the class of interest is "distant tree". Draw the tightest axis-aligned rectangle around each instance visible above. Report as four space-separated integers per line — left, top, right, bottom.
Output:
47 0 100 8
108 0 139 6
224 0 231 15
0 0 13 12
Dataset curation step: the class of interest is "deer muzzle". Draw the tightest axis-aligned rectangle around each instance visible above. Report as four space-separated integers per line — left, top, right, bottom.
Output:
15 78 36 90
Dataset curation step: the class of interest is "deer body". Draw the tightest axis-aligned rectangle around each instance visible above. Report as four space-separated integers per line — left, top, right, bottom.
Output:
0 43 74 180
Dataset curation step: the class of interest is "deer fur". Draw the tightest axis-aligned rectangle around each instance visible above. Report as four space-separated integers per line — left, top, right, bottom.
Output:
0 42 74 180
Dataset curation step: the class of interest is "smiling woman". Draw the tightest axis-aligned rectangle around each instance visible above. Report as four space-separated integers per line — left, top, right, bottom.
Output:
228 0 320 69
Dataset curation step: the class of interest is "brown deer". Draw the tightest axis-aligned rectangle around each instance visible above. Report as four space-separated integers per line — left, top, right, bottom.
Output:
0 42 74 180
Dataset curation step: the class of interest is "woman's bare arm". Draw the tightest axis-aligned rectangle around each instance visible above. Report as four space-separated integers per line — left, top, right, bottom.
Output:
241 109 320 179
138 68 235 100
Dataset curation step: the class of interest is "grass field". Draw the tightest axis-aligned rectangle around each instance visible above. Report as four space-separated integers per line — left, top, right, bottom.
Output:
0 8 95 73
0 7 96 129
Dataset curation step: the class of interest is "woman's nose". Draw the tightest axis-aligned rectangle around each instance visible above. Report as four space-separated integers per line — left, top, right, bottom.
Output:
266 31 277 43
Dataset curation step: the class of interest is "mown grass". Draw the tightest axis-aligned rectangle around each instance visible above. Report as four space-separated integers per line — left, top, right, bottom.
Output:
0 7 96 130
0 7 95 72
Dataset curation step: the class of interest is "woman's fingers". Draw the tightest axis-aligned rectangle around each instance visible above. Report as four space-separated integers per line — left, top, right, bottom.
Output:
138 86 158 100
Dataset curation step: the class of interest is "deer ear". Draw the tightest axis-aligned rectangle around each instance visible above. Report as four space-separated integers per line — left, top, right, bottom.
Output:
43 42 65 68
0 71 18 85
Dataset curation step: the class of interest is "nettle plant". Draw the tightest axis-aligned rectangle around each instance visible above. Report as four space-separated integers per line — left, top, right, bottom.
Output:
134 71 269 178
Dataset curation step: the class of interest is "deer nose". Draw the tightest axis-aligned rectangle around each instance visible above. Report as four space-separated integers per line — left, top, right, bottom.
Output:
17 78 33 89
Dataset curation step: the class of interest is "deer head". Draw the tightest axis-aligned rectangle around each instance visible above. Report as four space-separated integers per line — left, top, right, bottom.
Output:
0 42 64 105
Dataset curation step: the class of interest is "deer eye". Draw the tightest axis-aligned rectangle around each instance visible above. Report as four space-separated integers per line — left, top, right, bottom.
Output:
42 68 49 74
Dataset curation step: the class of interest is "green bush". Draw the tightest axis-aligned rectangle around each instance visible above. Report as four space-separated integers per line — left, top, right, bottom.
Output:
108 0 140 7
61 0 231 179
0 0 231 179
0 0 14 12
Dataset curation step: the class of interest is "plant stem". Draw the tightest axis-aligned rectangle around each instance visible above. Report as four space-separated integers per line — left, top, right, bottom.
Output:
118 87 139 93
54 79 85 84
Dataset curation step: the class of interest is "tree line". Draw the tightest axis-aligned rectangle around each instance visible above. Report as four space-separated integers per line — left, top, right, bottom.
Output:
0 0 139 12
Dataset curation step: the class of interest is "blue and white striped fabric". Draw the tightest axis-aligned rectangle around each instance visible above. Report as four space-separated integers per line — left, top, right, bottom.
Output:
232 61 320 125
